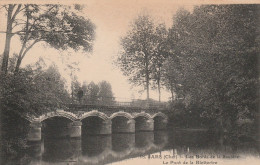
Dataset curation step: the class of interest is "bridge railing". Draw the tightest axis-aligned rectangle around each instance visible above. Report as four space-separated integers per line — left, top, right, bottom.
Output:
64 100 168 112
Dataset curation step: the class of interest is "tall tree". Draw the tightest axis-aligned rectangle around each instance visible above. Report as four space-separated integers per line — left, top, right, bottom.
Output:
150 23 169 102
117 14 157 101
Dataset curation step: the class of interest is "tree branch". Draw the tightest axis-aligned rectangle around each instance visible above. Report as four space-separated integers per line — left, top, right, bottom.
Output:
11 4 22 22
17 7 30 60
0 5 6 11
3 5 8 12
1 30 73 35
13 19 27 23
12 22 26 30
21 39 40 59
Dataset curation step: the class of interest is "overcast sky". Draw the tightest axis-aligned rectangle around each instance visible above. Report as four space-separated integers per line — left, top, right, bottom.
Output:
1 0 254 102
73 0 192 101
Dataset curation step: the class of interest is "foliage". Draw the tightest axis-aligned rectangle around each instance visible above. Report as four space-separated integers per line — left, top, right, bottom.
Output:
0 61 71 162
165 5 259 135
98 81 115 105
150 23 169 102
0 62 71 116
86 81 100 104
116 15 157 100
71 79 115 105
1 4 95 74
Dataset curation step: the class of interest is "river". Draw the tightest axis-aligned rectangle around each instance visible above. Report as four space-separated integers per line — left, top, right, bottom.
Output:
3 129 260 165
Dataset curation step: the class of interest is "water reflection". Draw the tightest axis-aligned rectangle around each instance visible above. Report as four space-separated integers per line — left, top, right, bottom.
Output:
112 133 135 152
6 130 260 164
24 131 167 164
167 130 260 158
82 135 111 157
154 131 168 148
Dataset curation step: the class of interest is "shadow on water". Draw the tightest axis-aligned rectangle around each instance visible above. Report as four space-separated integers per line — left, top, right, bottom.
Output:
41 138 81 163
135 132 154 149
112 133 135 152
166 129 260 157
82 134 111 157
2 129 260 164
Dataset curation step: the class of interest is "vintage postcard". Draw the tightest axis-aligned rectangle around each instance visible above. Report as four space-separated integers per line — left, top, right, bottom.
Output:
0 0 259 164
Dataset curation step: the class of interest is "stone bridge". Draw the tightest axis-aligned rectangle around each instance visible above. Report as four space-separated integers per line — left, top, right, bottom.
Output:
25 105 168 141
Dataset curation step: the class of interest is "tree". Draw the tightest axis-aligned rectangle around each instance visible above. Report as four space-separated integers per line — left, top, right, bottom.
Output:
150 23 169 102
1 4 95 74
117 14 157 101
87 81 99 104
0 60 71 160
1 4 22 74
33 64 71 108
98 81 114 105
0 62 70 116
166 5 259 136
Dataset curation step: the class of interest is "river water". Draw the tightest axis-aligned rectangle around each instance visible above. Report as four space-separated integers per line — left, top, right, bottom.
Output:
4 129 260 165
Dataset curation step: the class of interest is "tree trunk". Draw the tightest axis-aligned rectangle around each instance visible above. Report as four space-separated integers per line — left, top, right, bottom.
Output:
145 53 150 101
14 45 27 73
14 6 30 74
14 57 22 73
1 5 14 75
158 79 161 102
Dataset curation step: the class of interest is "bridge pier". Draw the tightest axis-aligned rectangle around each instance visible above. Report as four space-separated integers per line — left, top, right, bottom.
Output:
147 119 154 131
100 119 112 134
127 119 135 133
27 122 42 141
69 121 82 138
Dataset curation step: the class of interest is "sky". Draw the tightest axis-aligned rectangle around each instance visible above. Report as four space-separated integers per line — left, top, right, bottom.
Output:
72 0 192 101
0 0 255 102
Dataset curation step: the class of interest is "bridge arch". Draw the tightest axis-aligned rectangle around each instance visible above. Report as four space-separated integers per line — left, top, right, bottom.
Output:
133 112 152 119
110 111 134 133
39 110 77 122
152 112 168 120
79 110 109 121
109 111 133 120
40 111 78 138
134 112 153 131
152 112 168 130
80 110 111 135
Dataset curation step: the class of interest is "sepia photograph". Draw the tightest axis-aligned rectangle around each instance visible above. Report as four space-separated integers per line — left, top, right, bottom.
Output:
0 0 259 164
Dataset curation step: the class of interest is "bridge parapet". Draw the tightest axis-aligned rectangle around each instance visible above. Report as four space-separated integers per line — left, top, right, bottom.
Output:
64 104 167 116
23 104 168 141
